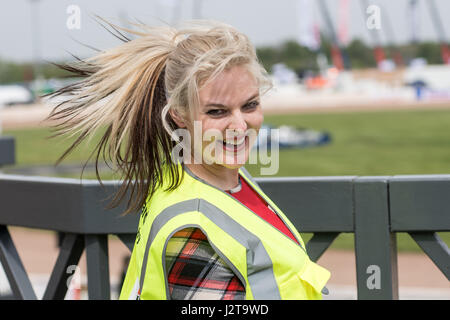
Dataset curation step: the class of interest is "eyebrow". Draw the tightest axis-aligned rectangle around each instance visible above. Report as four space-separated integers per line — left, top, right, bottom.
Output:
204 92 259 108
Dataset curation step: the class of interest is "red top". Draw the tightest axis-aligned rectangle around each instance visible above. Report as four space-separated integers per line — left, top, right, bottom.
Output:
226 176 300 245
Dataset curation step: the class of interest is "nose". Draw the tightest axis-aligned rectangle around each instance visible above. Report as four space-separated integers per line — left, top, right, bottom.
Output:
227 110 247 136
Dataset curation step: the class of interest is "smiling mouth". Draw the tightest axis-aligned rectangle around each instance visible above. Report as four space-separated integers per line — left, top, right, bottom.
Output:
221 136 248 152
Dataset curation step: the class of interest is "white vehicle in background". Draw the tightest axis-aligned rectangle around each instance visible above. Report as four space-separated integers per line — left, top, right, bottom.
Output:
0 84 35 108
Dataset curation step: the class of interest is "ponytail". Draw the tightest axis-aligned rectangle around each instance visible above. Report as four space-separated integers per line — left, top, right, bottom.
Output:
46 19 183 215
46 18 272 215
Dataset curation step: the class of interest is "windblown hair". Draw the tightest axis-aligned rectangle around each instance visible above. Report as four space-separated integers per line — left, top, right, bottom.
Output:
46 18 272 215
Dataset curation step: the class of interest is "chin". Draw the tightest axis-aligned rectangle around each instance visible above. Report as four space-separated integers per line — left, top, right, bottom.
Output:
221 163 245 170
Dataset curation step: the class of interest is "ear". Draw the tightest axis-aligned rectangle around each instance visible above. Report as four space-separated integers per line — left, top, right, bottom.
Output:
168 108 187 128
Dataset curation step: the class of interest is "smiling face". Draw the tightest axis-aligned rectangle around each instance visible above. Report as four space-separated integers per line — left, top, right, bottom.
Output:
172 64 263 171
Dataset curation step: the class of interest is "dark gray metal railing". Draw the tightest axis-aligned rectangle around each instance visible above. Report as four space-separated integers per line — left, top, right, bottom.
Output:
0 136 15 167
0 173 449 300
0 175 138 300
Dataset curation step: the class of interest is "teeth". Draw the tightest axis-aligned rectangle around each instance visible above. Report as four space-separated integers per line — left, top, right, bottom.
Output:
223 137 245 145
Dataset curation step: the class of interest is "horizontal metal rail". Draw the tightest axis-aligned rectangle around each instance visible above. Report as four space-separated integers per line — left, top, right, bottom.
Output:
0 173 448 300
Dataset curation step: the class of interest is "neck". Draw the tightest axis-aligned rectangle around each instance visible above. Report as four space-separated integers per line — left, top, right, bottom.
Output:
184 163 240 191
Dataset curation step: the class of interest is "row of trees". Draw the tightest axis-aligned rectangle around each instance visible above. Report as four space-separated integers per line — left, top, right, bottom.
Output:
0 61 71 84
0 38 446 84
257 38 445 73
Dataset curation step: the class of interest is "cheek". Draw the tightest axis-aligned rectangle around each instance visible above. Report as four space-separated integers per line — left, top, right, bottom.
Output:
247 110 264 129
201 118 228 136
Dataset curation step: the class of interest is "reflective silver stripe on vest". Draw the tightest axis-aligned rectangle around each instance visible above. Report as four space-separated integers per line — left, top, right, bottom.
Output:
139 198 281 300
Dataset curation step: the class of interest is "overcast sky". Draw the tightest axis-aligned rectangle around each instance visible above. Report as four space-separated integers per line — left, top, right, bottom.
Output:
1 0 449 63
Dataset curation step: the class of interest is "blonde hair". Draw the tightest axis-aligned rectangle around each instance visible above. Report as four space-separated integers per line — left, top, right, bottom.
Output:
46 18 272 215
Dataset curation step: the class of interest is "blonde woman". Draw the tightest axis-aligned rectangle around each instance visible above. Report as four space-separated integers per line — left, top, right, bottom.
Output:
47 19 330 300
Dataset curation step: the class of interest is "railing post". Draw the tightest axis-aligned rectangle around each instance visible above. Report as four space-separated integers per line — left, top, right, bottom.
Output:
353 177 399 300
0 136 15 168
85 234 110 300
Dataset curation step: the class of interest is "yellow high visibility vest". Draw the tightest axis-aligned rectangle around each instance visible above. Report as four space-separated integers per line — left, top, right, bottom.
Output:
119 164 330 300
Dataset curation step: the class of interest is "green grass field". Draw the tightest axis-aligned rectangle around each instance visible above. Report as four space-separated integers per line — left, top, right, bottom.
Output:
3 108 450 252
247 108 450 177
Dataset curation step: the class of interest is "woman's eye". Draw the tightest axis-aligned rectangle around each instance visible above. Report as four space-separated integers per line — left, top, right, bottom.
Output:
206 109 226 116
244 100 260 110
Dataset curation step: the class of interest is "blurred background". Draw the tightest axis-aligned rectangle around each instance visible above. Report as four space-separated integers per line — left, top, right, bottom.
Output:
0 0 449 300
